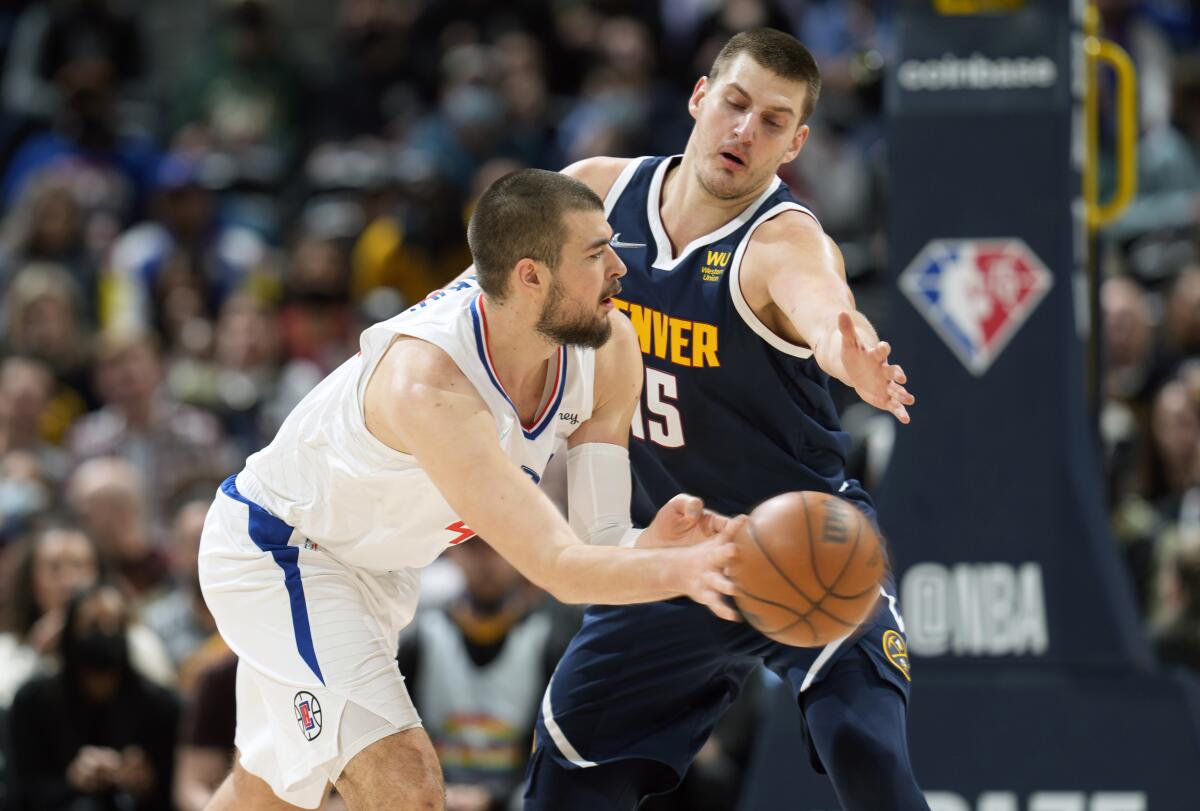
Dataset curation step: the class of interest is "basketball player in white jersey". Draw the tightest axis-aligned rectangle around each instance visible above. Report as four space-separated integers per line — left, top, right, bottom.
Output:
197 169 745 811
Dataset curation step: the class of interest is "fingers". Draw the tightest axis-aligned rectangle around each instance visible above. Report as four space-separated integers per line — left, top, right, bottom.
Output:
701 588 742 622
888 380 915 406
665 492 703 521
717 514 747 543
701 508 730 535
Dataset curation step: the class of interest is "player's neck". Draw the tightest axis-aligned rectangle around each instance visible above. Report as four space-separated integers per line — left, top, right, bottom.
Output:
477 294 559 405
660 155 770 247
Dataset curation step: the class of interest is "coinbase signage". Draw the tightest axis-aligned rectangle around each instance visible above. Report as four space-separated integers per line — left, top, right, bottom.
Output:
887 4 1068 113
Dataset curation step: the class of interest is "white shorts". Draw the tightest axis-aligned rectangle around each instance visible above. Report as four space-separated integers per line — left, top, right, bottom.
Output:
199 475 425 808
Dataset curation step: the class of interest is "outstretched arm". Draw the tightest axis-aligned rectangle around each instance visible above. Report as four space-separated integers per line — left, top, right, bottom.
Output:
363 334 740 617
742 213 915 423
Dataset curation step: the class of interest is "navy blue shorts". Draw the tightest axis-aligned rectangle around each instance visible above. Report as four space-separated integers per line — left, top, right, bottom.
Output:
534 587 911 782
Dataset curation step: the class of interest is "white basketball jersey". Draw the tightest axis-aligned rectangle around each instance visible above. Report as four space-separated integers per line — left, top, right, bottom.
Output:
237 278 595 573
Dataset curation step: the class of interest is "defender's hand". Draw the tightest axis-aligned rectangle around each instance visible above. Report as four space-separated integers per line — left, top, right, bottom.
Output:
837 312 914 424
672 514 745 622
640 493 730 549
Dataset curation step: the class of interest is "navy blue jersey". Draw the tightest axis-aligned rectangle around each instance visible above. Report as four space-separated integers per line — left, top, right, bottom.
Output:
604 155 869 525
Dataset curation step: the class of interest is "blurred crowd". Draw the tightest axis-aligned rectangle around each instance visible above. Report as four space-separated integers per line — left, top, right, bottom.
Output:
0 0 1195 809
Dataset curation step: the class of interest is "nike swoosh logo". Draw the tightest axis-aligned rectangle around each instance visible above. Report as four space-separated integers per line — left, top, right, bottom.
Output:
610 233 646 249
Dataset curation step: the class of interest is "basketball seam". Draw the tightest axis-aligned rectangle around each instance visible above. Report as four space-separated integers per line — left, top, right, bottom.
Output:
734 585 816 643
746 518 821 604
745 518 858 629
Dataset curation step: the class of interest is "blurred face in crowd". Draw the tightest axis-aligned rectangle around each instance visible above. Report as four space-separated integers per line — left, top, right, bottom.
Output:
0 358 54 436
1102 277 1154 370
534 208 625 349
451 539 523 609
159 185 215 241
30 184 83 257
11 281 80 363
95 340 161 414
216 296 280 370
687 54 810 201
33 529 100 616
68 459 149 561
1167 269 1200 354
1153 382 1200 481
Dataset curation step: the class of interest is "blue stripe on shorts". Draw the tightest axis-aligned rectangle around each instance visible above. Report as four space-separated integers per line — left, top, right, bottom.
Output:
220 474 325 685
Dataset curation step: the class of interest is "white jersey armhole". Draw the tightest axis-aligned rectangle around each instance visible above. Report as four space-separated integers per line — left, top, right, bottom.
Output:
728 202 821 360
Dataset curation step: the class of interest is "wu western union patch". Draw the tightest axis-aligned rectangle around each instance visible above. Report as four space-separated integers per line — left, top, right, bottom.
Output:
701 248 731 282
882 630 911 681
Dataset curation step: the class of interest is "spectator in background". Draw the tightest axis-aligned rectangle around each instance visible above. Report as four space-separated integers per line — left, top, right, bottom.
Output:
140 499 225 686
278 234 356 375
1114 378 1200 615
173 654 236 811
2 262 95 435
1155 539 1200 673
397 539 573 811
0 168 97 307
99 150 273 345
6 583 179 811
169 293 287 456
64 457 171 606
1164 265 1200 361
67 330 236 519
0 450 53 545
2 0 146 125
0 356 71 485
168 0 303 184
315 0 421 142
0 525 100 708
1 50 159 223
1103 275 1164 408
1107 55 1200 274
1101 276 1171 521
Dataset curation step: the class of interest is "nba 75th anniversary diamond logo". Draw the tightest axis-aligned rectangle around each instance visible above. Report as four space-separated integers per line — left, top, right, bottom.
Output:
898 238 1053 376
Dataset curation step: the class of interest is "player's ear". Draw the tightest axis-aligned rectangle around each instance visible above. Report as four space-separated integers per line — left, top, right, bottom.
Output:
687 76 709 120
513 257 547 295
781 124 810 165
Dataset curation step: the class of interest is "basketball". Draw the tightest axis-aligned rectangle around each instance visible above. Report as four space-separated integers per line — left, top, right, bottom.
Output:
730 492 885 648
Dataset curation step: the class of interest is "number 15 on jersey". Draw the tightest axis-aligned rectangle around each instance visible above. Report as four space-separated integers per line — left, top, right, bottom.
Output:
631 368 684 448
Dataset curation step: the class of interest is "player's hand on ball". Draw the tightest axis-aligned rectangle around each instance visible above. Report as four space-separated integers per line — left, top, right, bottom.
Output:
837 312 914 424
676 513 745 622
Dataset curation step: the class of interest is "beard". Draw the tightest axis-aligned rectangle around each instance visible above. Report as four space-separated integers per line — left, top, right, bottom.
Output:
535 275 615 349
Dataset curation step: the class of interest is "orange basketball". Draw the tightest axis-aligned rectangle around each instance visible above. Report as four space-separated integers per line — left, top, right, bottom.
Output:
729 491 885 648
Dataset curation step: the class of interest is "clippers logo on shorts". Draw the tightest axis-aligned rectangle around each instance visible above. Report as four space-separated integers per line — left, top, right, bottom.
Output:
294 692 323 741
882 630 912 681
899 238 1052 376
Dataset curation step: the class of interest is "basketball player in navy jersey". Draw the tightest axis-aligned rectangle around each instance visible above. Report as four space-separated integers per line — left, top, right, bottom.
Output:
526 29 928 810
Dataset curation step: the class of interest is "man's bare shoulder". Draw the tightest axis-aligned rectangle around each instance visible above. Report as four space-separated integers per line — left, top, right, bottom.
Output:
746 209 845 282
751 208 829 251
561 157 633 200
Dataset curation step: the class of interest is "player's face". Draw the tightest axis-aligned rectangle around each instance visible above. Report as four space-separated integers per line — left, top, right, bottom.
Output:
687 55 811 200
536 208 626 349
